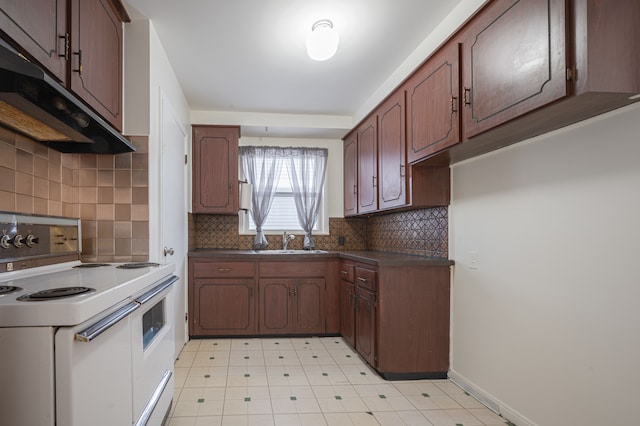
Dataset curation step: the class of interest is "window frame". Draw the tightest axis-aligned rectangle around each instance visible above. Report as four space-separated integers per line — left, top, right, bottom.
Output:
238 153 329 236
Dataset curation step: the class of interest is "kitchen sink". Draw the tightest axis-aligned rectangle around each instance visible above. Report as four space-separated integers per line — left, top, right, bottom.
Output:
253 249 328 254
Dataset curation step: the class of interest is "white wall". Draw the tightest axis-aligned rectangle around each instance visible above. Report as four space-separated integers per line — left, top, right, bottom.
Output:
449 102 640 425
124 20 191 357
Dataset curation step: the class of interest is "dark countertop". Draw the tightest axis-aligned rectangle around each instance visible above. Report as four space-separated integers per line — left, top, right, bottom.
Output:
188 249 454 267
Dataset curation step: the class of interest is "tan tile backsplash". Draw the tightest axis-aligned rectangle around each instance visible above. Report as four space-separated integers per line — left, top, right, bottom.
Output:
0 129 149 262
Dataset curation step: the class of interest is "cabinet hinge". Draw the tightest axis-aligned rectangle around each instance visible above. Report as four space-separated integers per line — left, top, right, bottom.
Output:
566 68 575 81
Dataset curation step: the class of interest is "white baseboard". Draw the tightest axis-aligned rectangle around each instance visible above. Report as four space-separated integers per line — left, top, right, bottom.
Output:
448 369 537 426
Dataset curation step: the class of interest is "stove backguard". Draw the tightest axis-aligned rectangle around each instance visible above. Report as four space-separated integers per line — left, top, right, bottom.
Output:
0 212 80 272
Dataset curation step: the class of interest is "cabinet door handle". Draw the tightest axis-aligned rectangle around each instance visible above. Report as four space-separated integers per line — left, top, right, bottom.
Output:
59 33 70 60
353 184 357 195
463 87 472 106
451 96 458 113
293 285 298 297
357 277 368 283
218 267 231 272
372 176 377 188
73 50 83 75
340 270 348 275
400 164 406 177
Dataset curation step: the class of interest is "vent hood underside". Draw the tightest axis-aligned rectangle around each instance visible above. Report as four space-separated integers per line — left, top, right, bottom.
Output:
0 41 134 154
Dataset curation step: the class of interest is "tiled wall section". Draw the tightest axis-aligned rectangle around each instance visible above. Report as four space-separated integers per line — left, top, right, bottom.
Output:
193 207 448 258
194 216 368 251
0 129 149 262
367 207 448 257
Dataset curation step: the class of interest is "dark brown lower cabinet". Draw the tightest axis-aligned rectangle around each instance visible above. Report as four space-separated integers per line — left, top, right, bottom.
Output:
259 279 325 335
339 280 356 347
191 279 256 336
189 255 450 379
340 259 451 379
375 265 450 379
355 286 376 367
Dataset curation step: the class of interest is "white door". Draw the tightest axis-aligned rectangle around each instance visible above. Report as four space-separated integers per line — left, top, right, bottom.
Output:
159 91 188 358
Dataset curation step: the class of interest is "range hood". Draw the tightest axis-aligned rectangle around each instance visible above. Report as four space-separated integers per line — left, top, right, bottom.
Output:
0 40 134 154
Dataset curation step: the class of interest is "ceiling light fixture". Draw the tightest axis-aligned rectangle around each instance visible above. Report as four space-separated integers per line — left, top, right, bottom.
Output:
306 19 339 61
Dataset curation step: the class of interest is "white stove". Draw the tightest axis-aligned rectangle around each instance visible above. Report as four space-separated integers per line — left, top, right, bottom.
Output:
0 213 177 426
0 260 174 326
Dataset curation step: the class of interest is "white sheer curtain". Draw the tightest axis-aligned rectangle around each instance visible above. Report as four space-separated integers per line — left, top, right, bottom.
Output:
285 147 328 249
239 146 284 249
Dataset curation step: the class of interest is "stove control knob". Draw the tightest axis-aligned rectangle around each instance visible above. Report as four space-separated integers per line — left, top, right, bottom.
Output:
0 234 9 249
12 234 24 248
25 235 39 247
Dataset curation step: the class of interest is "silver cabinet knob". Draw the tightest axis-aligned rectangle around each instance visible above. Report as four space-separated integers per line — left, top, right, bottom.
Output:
163 247 175 256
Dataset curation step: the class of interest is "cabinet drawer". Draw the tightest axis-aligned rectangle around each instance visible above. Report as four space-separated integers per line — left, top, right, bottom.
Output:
259 261 326 277
355 266 377 291
339 263 355 283
193 261 255 278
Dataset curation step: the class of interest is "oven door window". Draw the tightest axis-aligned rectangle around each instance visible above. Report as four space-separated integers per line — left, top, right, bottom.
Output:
142 299 165 350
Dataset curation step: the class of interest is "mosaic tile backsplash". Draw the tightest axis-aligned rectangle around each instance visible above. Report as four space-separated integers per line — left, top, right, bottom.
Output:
192 207 448 258
367 207 448 258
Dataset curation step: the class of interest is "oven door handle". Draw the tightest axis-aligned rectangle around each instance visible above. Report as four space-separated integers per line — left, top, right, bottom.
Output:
135 275 179 305
75 301 140 342
134 369 172 426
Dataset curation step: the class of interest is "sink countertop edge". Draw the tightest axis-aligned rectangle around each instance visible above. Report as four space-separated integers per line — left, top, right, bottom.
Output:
188 249 454 267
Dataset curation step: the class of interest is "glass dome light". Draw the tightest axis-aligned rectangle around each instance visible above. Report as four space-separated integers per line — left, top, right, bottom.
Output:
306 19 339 61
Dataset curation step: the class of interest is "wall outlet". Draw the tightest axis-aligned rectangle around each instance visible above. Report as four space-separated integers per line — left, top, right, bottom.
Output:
338 236 345 246
469 251 479 269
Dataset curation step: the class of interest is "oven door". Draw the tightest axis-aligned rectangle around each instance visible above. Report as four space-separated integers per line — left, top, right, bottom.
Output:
55 299 138 426
132 275 178 426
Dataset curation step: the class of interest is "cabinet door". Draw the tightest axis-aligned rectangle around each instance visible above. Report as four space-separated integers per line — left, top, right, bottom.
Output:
259 280 292 335
355 287 376 367
70 0 124 131
406 42 461 163
295 279 325 334
192 126 240 214
0 0 67 83
191 279 256 336
339 280 355 348
462 0 567 139
378 90 408 210
259 279 325 335
357 116 378 214
343 133 358 216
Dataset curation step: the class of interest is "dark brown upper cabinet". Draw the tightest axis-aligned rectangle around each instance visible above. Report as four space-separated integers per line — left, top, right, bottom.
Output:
192 125 240 214
356 115 378 214
70 0 125 131
405 41 461 164
460 0 568 141
0 0 68 83
378 90 408 210
0 0 128 131
343 132 358 217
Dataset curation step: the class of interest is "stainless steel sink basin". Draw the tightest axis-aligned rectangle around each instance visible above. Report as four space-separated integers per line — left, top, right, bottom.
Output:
254 249 328 254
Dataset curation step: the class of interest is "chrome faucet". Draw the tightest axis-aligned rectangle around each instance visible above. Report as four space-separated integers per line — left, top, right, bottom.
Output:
282 231 295 250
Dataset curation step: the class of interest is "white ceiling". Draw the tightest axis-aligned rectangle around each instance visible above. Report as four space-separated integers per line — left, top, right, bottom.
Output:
123 0 464 138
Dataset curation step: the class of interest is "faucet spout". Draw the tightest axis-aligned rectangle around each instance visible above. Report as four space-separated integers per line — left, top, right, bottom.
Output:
282 231 295 250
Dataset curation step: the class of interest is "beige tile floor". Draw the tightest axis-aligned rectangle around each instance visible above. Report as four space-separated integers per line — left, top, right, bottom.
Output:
167 337 511 426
